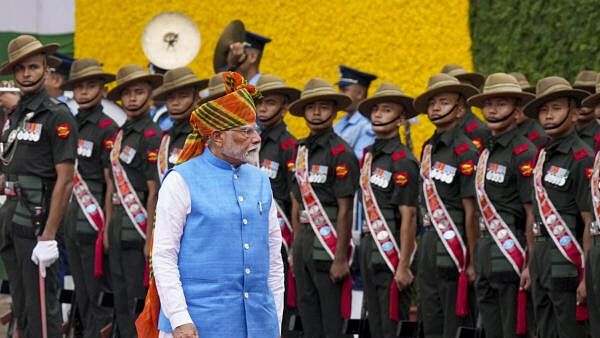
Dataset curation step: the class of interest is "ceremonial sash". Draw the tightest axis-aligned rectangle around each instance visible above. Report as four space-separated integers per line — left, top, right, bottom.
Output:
591 152 600 230
73 168 106 278
110 130 148 240
475 149 527 333
295 145 355 319
360 151 417 320
274 200 296 308
533 149 588 320
420 144 469 317
157 134 170 181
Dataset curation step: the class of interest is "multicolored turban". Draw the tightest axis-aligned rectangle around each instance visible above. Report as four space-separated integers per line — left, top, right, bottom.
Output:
177 71 261 163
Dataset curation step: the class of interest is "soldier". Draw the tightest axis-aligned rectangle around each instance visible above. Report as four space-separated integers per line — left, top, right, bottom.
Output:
152 67 206 178
213 20 270 85
522 76 592 338
0 35 78 337
467 73 537 338
581 75 600 337
254 74 300 336
199 72 226 103
333 65 377 158
510 72 549 149
356 83 419 338
104 64 162 337
288 78 359 338
413 73 480 338
441 64 491 151
573 70 600 151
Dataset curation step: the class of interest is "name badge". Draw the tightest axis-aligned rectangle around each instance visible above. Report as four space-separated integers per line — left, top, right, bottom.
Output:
370 167 392 188
168 147 182 164
431 161 456 184
486 162 507 183
261 159 280 179
16 122 42 142
119 145 137 164
544 165 569 187
309 165 328 183
77 139 94 158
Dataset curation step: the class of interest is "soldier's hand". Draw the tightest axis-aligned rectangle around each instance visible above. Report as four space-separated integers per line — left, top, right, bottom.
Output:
576 280 587 306
173 323 199 338
143 240 150 258
329 259 350 282
394 265 414 290
103 229 109 252
519 266 531 291
226 42 247 69
466 263 476 283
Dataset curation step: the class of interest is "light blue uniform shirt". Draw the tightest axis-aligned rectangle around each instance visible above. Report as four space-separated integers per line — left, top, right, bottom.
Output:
334 111 376 158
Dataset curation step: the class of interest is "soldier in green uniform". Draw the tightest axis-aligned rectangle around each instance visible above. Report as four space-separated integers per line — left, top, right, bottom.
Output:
152 67 206 174
356 83 419 338
413 73 480 338
580 76 600 337
573 71 600 152
104 64 162 337
509 72 550 149
441 64 491 152
254 74 300 336
467 73 537 338
0 35 78 337
61 58 118 338
288 78 359 338
522 76 592 338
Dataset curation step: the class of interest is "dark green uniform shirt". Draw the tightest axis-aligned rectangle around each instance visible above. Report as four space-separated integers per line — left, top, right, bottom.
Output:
109 114 161 194
516 117 549 149
165 119 192 170
458 110 491 152
484 127 536 226
576 120 600 153
364 136 419 233
75 105 118 182
534 131 593 241
259 122 296 209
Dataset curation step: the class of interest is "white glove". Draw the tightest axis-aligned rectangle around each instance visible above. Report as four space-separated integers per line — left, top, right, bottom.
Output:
31 240 59 278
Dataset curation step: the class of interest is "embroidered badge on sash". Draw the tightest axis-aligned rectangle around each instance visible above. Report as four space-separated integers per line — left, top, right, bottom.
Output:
486 163 507 183
544 165 569 186
261 159 280 179
431 161 457 183
460 160 475 176
309 165 328 183
119 145 136 164
335 163 349 179
518 162 533 177
394 172 409 187
370 167 392 188
77 139 94 158
146 150 158 164
168 148 182 164
56 123 71 139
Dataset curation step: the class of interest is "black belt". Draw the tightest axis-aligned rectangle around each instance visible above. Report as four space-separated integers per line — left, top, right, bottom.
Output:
11 222 36 239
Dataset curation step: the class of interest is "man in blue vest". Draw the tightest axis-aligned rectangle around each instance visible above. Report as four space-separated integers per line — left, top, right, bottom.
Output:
152 72 284 338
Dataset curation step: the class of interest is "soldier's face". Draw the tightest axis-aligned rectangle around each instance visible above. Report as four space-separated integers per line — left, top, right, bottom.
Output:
538 98 576 137
482 97 518 132
72 79 105 109
304 100 336 133
256 94 286 129
594 103 600 121
166 87 196 122
370 102 402 137
219 124 261 166
427 93 462 127
13 54 50 95
340 84 366 112
576 106 594 123
121 81 152 118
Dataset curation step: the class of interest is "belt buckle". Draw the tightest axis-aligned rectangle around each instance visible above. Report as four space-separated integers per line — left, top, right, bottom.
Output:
591 221 600 236
4 181 16 197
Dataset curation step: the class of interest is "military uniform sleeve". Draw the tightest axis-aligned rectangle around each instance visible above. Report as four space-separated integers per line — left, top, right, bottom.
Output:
49 109 78 165
390 158 419 207
332 149 359 198
142 128 161 183
515 147 536 204
457 147 478 199
100 122 118 169
281 138 297 193
574 155 593 213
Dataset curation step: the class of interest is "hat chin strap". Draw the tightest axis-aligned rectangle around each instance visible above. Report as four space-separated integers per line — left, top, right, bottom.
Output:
257 108 283 124
305 111 335 126
429 103 458 122
487 106 517 124
77 88 103 106
15 73 45 91
543 111 571 131
372 116 401 127
126 95 151 114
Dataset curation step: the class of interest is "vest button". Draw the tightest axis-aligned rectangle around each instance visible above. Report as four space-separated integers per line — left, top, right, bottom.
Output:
244 292 249 299
242 218 248 225
238 196 244 202
245 268 251 274
244 243 250 250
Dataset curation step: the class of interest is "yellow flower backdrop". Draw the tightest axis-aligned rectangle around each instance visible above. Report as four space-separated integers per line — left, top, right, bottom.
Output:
76 0 474 158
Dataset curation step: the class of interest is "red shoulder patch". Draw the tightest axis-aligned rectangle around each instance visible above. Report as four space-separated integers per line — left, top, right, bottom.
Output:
528 131 540 142
573 148 588 161
146 149 158 163
280 138 296 151
518 162 533 177
465 121 478 134
392 150 407 161
513 143 529 156
330 144 346 156
144 128 157 139
335 163 349 179
56 123 71 139
98 118 113 129
394 172 409 187
454 142 470 155
586 167 593 179
460 160 475 175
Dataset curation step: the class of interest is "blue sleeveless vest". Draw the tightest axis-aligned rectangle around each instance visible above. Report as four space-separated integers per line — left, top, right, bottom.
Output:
158 149 279 338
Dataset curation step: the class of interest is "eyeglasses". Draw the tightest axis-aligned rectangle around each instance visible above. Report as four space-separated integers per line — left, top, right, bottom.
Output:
228 125 260 138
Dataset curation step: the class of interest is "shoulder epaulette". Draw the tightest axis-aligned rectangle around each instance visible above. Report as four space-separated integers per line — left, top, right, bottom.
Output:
280 138 296 151
454 142 470 155
144 128 157 138
392 150 407 161
99 118 113 129
464 121 478 134
330 143 346 156
528 131 540 142
573 148 588 161
513 143 529 156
